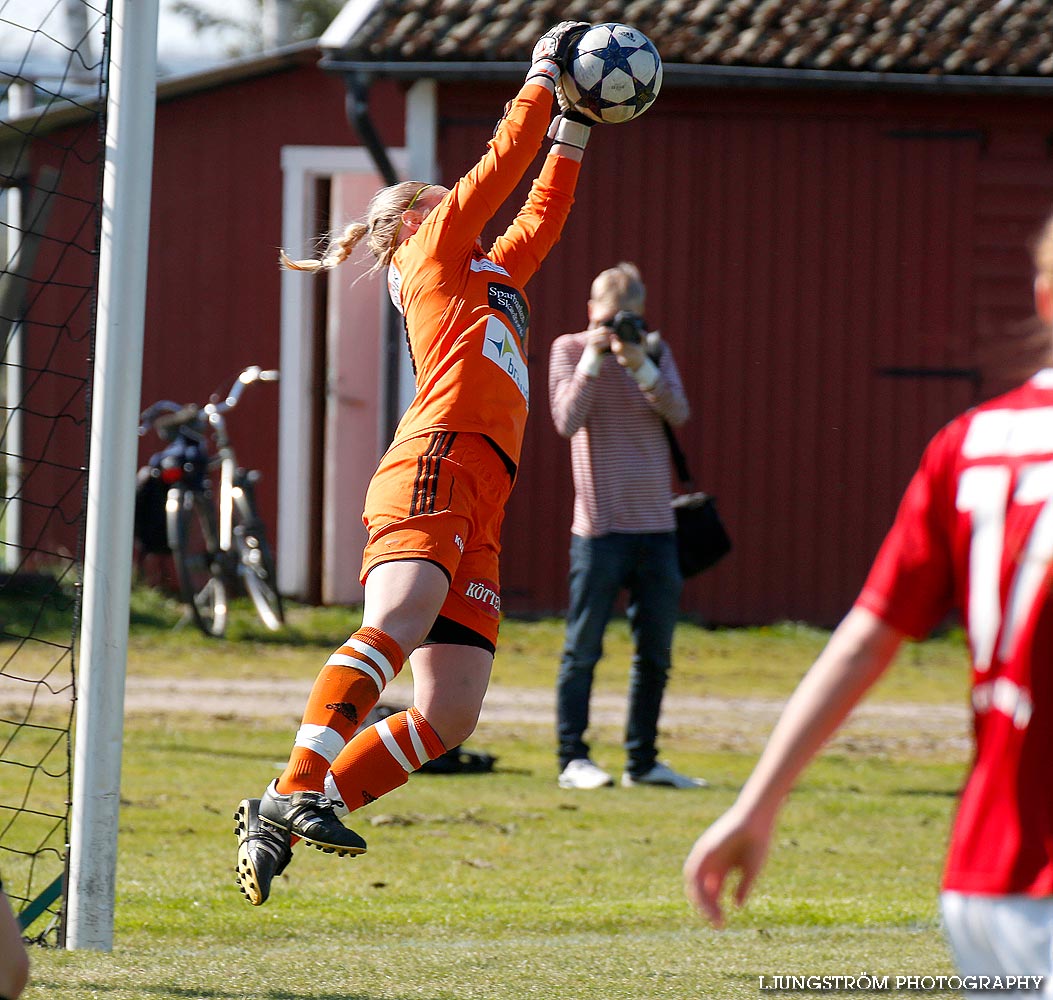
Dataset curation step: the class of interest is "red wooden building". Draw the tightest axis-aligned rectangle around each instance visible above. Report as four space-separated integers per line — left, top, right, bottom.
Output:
9 1 1053 626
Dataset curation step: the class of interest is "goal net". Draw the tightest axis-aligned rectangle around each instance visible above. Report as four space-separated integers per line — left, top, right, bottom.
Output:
0 0 108 944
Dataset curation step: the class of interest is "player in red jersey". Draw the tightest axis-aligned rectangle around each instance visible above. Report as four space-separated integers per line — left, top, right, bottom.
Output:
232 22 596 905
684 213 1053 991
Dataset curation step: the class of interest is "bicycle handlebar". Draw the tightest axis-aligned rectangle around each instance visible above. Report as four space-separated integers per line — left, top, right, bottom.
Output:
139 365 279 436
215 366 280 413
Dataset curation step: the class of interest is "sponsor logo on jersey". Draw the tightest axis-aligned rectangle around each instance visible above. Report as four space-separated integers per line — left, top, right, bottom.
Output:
454 533 465 553
482 315 529 405
470 257 510 277
464 578 501 617
487 283 529 342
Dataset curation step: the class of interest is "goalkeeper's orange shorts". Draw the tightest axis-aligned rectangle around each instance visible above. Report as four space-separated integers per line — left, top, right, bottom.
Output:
360 431 511 648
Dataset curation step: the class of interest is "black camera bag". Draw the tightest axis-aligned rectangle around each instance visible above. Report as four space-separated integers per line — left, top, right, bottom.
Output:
660 420 732 578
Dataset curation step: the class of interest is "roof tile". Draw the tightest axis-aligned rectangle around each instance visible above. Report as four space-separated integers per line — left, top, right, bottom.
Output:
326 0 1053 77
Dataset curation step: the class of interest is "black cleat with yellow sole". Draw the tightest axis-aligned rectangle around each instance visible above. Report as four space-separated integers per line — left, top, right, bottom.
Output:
234 797 292 906
258 779 367 857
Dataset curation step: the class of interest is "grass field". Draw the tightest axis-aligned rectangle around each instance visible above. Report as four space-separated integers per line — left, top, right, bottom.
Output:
8 589 971 999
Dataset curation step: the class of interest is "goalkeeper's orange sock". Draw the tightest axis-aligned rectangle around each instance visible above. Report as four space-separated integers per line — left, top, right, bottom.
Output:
325 707 446 813
276 626 405 795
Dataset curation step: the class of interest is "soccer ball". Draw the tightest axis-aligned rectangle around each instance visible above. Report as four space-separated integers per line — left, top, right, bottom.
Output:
561 23 663 125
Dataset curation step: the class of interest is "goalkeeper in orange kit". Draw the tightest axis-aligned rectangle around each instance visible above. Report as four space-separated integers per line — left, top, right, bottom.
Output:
233 22 597 905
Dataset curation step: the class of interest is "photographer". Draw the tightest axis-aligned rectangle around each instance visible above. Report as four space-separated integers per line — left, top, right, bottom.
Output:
548 262 705 790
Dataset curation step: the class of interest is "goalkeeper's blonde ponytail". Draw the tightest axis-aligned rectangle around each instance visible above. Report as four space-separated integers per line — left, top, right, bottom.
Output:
280 221 369 272
279 181 434 275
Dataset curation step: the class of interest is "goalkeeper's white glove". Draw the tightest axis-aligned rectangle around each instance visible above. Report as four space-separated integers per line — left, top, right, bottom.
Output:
532 20 590 68
527 20 590 88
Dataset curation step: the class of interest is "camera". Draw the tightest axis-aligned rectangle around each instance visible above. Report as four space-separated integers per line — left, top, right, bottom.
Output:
609 310 646 345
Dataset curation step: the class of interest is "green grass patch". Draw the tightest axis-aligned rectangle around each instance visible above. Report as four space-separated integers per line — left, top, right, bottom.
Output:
103 585 969 705
2 584 974 997
26 714 958 999
1 581 969 702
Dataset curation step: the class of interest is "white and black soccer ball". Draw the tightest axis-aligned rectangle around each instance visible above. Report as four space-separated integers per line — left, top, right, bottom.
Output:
561 23 663 125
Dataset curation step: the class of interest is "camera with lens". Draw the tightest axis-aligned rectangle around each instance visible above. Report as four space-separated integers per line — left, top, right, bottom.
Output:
609 310 647 345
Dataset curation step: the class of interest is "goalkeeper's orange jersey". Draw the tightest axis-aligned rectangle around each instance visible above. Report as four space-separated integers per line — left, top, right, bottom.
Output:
386 81 580 473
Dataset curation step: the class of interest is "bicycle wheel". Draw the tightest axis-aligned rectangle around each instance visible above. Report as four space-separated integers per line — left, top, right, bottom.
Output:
167 486 228 637
232 483 284 631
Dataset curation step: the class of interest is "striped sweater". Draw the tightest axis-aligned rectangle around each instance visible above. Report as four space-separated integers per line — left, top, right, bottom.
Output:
548 330 690 537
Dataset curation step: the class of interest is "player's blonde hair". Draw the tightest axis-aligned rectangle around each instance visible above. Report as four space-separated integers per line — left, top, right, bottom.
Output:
1032 211 1053 288
589 261 645 314
280 181 433 275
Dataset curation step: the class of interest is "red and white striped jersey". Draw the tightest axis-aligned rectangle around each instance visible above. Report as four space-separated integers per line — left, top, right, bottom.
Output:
548 331 690 537
857 369 1053 896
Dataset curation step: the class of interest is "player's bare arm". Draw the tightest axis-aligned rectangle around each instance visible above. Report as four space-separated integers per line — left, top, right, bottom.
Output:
683 608 904 926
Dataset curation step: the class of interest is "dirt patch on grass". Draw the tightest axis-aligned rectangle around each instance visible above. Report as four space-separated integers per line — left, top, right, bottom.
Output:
0 671 970 761
112 676 970 760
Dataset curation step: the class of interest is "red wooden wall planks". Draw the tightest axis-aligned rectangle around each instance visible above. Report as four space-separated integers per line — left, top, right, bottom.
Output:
436 82 1051 626
20 68 1053 626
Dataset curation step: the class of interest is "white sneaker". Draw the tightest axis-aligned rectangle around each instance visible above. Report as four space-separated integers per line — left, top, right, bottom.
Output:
621 761 708 789
558 758 614 789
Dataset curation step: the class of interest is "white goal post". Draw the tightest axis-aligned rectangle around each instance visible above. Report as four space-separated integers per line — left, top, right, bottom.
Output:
66 0 159 951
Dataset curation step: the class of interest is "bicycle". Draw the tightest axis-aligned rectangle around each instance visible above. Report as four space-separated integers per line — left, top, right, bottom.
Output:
136 365 283 637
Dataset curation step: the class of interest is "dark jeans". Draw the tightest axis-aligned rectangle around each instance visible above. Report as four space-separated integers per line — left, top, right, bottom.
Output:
556 532 682 777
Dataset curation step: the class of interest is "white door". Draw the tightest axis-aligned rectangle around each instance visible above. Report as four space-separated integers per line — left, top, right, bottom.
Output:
277 147 410 604
321 171 391 604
